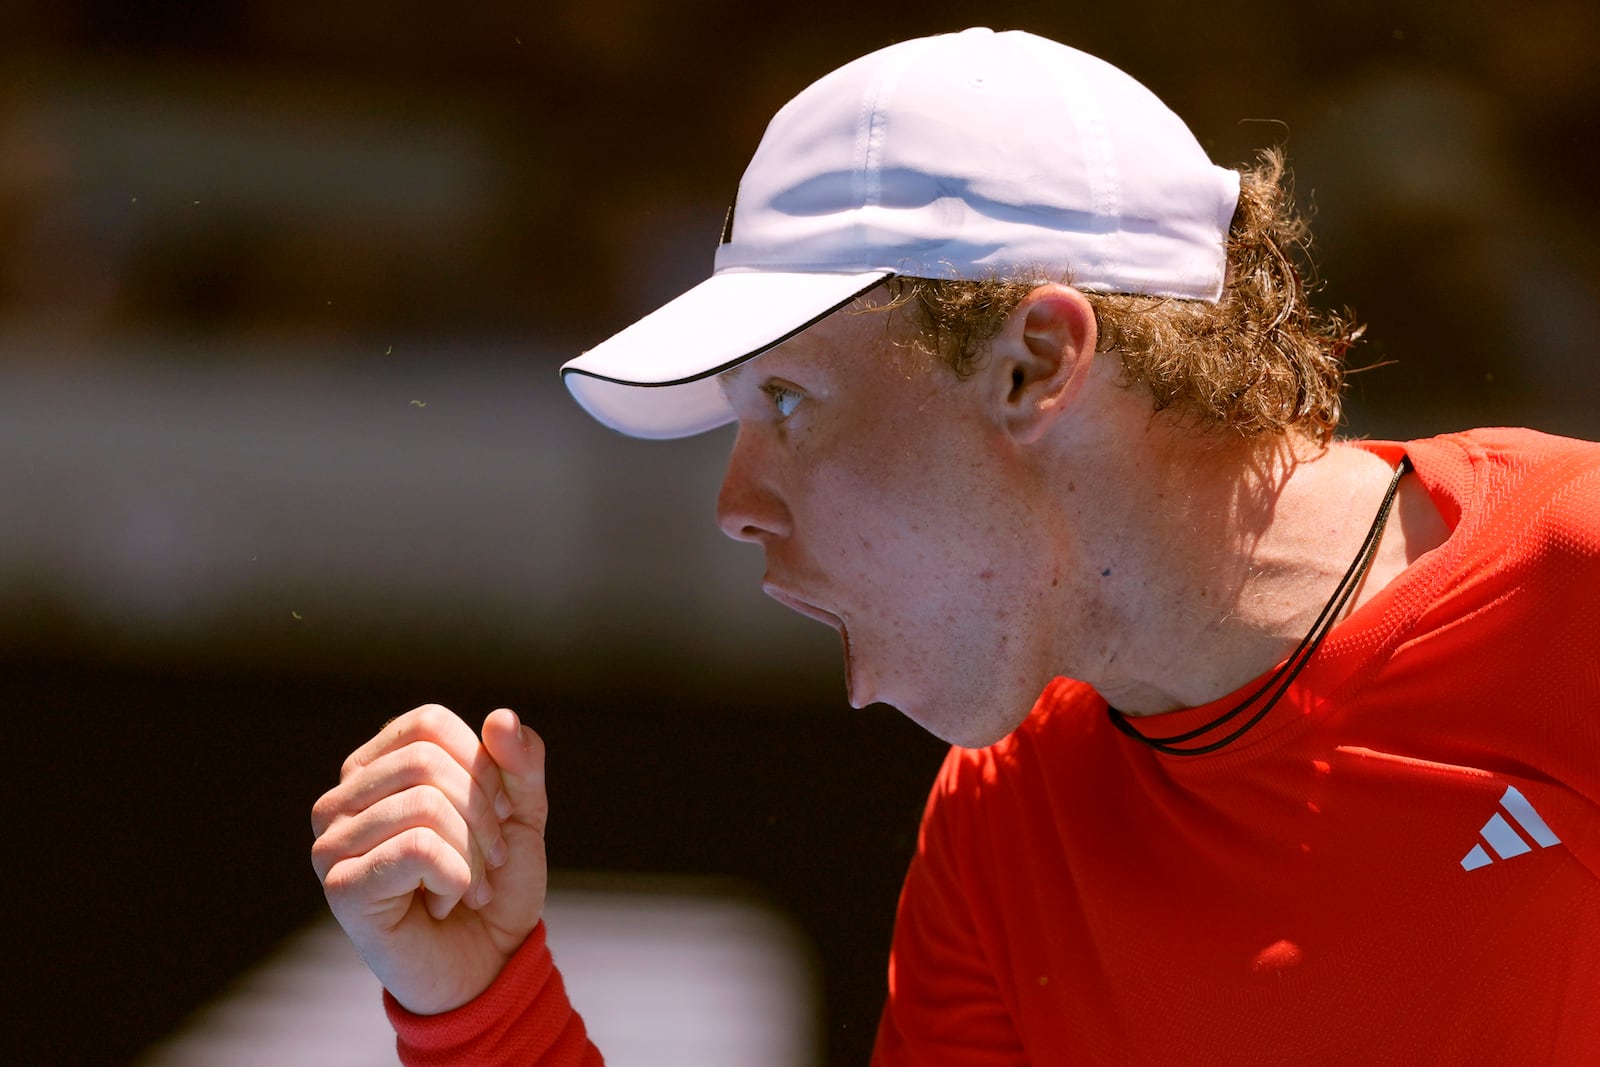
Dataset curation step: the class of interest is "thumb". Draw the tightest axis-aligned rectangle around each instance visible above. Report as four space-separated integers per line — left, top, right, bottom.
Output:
482 708 548 833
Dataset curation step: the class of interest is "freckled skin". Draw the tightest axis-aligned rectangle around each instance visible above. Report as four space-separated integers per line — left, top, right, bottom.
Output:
715 284 1451 745
717 298 1078 746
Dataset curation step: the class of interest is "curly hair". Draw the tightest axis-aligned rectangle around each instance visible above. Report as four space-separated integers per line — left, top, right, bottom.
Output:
880 148 1358 444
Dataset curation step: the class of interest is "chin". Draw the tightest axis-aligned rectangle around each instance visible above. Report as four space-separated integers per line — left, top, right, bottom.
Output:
892 698 1019 750
948 722 1019 750
856 659 1032 748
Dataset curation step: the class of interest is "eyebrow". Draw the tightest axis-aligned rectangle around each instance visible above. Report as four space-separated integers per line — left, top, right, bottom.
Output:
717 349 784 394
717 360 755 400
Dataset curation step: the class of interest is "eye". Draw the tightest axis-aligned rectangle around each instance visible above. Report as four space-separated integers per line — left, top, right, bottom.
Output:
764 382 803 418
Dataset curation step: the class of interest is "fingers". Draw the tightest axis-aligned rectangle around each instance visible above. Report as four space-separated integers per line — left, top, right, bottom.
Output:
481 708 549 835
313 782 473 898
314 740 508 883
321 825 474 924
312 704 512 920
337 704 505 819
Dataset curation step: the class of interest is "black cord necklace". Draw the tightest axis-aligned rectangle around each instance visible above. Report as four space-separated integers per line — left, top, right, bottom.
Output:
1107 456 1412 756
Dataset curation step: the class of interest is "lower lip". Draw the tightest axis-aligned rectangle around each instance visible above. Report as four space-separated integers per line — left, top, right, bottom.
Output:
840 628 874 709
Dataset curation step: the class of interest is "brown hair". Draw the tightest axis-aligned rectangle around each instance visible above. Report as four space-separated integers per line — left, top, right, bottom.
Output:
881 148 1358 444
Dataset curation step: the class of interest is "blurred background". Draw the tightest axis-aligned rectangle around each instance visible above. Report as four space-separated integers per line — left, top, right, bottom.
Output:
2 1 1595 1064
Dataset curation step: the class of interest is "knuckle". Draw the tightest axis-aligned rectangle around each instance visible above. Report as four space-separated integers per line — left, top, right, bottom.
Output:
393 743 463 799
309 834 345 881
388 824 430 862
394 826 463 880
415 741 457 783
321 859 368 901
411 703 456 734
310 790 342 835
401 782 456 829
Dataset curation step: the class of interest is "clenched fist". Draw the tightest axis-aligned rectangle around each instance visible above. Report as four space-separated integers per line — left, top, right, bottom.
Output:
311 704 549 1015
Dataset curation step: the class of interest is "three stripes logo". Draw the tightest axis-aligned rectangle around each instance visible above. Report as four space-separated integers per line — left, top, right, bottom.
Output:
1460 785 1562 871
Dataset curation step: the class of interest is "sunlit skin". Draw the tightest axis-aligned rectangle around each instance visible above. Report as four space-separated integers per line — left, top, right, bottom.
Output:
311 281 1452 1018
716 283 1451 747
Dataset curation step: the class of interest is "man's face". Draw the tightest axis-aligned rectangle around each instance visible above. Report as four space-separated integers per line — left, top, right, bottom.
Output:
716 295 1067 747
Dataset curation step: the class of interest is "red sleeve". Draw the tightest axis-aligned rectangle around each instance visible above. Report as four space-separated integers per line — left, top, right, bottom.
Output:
385 922 604 1066
872 754 1027 1066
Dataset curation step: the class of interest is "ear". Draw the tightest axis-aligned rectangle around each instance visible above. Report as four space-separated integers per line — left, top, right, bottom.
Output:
984 283 1098 444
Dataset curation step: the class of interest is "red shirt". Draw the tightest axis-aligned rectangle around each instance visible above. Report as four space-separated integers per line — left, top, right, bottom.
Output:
875 429 1600 1064
391 429 1600 1064
385 922 601 1065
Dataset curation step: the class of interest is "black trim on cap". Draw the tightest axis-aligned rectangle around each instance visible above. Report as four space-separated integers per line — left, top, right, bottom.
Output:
560 273 894 389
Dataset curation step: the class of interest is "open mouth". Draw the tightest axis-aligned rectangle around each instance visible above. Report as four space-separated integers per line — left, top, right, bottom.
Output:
763 584 845 630
764 583 871 706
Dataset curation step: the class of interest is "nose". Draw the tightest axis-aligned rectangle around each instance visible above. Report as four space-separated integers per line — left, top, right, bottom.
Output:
716 427 791 544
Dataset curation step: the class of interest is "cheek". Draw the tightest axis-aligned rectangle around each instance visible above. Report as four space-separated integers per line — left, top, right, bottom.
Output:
804 410 994 575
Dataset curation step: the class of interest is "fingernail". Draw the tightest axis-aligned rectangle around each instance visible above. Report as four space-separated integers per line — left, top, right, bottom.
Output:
488 836 508 869
475 879 494 908
494 792 512 821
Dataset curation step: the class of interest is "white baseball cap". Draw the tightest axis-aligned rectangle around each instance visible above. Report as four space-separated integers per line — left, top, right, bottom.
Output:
561 27 1241 439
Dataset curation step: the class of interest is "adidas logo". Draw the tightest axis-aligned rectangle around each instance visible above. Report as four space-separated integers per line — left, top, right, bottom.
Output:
1460 785 1562 871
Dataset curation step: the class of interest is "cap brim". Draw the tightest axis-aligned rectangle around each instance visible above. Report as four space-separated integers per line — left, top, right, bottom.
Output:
561 269 891 439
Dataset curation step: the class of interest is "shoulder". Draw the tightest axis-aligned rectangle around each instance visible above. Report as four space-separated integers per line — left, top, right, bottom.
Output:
1408 426 1600 492
1404 428 1600 557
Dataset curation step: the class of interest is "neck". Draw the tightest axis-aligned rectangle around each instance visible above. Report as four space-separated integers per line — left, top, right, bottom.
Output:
1044 409 1434 716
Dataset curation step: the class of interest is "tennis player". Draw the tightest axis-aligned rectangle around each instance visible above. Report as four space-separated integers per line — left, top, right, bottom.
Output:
312 28 1600 1063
